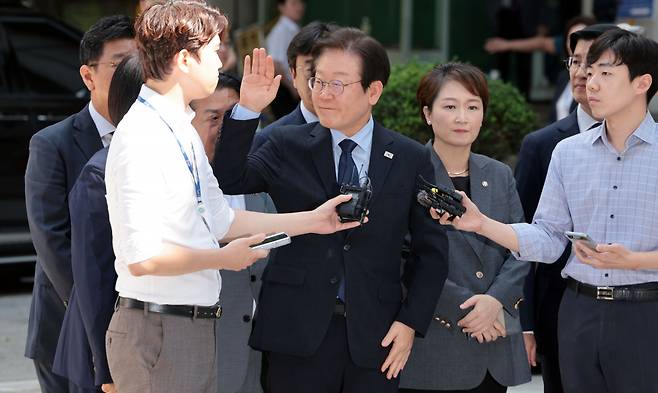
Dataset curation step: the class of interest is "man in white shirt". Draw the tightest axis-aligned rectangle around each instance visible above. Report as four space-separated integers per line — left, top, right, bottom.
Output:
104 3 357 393
24 15 135 393
265 0 305 118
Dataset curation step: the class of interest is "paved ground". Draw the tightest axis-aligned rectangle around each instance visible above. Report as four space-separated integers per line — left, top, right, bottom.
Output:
0 273 543 393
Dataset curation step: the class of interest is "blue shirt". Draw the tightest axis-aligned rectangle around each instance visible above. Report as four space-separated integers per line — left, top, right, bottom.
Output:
511 112 658 286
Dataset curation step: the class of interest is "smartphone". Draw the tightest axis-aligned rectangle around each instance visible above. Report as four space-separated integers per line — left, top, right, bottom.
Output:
250 232 291 250
564 231 598 251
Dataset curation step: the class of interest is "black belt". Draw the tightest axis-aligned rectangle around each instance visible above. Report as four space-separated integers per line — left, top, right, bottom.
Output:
566 277 658 302
118 297 222 319
334 299 346 316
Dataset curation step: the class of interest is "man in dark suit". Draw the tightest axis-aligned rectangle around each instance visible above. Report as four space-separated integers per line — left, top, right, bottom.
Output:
24 16 135 393
215 28 449 393
515 23 617 393
251 21 337 152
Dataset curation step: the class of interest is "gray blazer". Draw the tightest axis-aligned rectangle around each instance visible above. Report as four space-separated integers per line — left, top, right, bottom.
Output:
400 144 531 390
216 193 275 393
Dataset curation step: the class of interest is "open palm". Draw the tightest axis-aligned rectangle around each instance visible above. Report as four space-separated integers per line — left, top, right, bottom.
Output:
239 48 282 113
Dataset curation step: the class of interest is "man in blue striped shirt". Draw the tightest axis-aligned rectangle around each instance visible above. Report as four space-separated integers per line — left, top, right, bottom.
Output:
436 29 658 393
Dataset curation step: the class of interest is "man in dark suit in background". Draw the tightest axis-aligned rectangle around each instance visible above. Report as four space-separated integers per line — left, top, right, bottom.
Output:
251 21 337 152
215 28 449 393
23 16 135 393
515 23 618 393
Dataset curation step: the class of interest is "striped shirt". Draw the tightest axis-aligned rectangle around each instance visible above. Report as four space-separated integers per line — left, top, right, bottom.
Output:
511 112 658 286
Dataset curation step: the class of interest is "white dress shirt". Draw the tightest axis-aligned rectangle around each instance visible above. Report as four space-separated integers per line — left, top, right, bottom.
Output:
265 15 299 81
88 101 115 147
106 85 235 306
300 101 319 124
329 117 374 183
576 104 599 133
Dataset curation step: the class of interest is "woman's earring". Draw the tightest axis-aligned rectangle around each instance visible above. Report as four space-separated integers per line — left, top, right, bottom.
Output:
427 120 432 125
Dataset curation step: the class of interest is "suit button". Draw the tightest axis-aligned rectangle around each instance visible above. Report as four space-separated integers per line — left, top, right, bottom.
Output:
330 277 339 285
250 274 256 282
475 271 484 279
343 244 351 251
243 315 251 322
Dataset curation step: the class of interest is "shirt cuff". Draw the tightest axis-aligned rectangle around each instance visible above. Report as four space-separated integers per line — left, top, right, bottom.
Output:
510 222 534 260
231 104 260 121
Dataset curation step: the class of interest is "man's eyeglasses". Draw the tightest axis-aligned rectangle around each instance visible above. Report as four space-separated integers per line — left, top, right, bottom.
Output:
564 57 587 71
88 61 120 69
308 77 362 96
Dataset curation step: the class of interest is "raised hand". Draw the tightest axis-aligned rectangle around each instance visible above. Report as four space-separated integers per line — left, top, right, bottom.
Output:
239 48 282 113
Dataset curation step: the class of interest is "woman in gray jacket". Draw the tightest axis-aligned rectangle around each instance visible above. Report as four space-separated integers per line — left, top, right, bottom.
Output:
400 63 531 393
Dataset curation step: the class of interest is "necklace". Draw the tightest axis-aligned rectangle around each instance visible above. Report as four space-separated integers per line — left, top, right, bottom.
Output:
447 168 469 176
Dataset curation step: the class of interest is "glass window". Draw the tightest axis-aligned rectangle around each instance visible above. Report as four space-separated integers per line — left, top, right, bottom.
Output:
3 20 84 96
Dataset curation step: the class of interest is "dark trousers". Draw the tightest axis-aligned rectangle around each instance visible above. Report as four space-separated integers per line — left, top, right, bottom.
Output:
267 314 398 393
398 371 506 393
538 352 563 393
558 286 658 393
34 359 99 393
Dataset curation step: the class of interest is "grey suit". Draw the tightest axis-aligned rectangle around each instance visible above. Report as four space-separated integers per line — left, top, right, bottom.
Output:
216 193 275 393
400 145 531 390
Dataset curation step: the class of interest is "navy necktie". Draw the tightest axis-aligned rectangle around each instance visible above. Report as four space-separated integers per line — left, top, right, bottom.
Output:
337 139 359 186
336 139 358 303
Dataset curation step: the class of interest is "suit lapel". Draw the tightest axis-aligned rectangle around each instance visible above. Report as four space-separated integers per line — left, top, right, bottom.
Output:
72 105 102 161
426 143 487 260
308 123 339 197
464 154 490 259
367 123 395 204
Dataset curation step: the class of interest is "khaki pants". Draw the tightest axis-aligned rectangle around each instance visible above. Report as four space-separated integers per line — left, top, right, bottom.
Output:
106 306 217 393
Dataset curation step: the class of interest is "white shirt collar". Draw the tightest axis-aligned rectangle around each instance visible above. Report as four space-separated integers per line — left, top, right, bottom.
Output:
139 84 196 127
300 102 319 124
88 100 115 138
577 104 600 133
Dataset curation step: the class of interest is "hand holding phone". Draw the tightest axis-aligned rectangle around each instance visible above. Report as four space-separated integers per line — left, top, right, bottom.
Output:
564 231 598 251
250 232 291 250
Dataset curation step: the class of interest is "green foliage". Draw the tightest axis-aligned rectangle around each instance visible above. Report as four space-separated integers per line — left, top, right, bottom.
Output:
374 61 537 160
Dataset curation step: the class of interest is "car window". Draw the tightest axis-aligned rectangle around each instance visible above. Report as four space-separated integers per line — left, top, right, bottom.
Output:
3 19 83 96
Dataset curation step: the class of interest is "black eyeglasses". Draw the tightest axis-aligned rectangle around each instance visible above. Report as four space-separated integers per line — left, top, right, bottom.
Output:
308 77 362 96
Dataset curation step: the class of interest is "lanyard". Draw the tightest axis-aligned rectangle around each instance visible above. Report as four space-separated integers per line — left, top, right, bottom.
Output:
137 96 217 244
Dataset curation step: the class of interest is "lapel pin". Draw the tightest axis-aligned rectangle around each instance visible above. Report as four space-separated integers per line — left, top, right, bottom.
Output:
482 181 488 187
384 151 394 159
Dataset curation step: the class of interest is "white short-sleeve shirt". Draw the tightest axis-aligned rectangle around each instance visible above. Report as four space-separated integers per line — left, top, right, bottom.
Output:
106 85 234 306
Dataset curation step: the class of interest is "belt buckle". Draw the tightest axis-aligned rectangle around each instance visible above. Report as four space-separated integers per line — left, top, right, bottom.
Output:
596 286 614 300
215 306 222 319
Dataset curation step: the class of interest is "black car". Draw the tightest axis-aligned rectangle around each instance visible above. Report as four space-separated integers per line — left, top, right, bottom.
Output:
0 4 86 265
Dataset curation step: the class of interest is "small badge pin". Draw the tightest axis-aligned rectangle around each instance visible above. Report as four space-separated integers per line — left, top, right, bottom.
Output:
384 151 394 159
482 181 489 187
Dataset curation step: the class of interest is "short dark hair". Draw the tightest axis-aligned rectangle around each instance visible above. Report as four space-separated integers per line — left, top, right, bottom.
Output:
287 22 338 70
311 27 390 90
563 15 597 55
416 62 489 125
79 15 134 66
136 0 228 81
108 54 144 126
218 72 241 95
569 23 619 54
587 29 658 102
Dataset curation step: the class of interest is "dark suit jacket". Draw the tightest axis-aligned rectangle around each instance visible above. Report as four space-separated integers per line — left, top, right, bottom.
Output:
401 146 530 390
250 104 307 153
52 147 115 389
24 105 103 366
214 117 449 369
515 110 579 355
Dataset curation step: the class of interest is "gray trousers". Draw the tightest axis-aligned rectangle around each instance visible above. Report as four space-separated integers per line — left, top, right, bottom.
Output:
106 306 217 393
